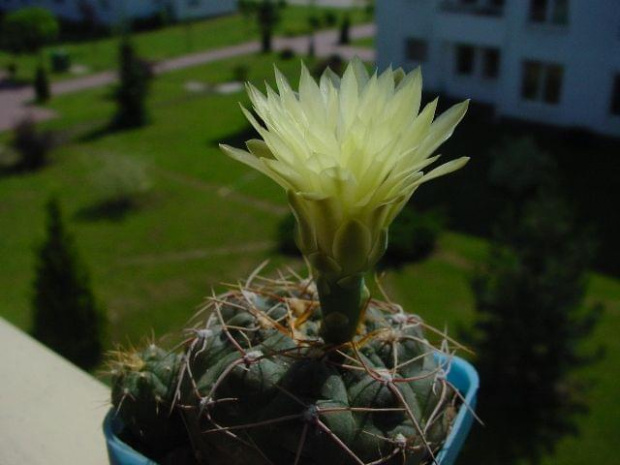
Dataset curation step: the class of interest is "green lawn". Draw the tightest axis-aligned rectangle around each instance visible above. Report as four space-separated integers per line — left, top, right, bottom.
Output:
351 35 374 48
0 5 367 84
0 53 619 465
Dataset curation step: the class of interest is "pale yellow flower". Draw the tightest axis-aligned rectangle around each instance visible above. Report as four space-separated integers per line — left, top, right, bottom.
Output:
221 58 468 278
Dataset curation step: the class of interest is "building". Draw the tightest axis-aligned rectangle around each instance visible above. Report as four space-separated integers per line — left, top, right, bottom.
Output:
0 0 237 25
376 0 620 137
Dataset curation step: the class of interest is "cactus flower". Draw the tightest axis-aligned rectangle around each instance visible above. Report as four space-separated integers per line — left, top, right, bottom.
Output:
221 58 469 343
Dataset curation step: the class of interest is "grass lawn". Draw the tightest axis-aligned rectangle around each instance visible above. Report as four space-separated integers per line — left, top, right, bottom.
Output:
0 53 619 465
351 36 374 48
0 5 368 84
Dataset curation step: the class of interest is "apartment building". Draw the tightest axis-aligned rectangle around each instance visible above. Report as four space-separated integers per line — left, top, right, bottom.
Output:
376 0 620 137
0 0 237 25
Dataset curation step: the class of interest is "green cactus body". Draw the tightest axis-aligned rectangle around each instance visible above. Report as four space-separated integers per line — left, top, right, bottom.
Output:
110 345 187 457
111 276 458 465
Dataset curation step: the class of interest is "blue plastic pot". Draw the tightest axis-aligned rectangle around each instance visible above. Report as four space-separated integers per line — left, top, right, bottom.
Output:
104 355 479 465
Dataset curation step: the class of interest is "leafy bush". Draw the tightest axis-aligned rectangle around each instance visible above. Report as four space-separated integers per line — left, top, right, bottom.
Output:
11 118 58 171
232 64 250 82
279 48 295 60
312 54 344 78
50 49 71 73
323 11 338 27
489 136 558 199
1 7 59 54
94 155 153 211
379 206 446 268
5 62 17 81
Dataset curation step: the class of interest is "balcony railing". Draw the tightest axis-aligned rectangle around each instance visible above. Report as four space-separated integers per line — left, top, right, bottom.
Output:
440 0 504 17
0 318 109 465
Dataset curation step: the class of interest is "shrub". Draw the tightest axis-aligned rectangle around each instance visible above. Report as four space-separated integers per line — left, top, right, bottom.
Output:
34 65 50 102
232 64 250 82
6 62 17 81
312 54 344 78
32 197 106 371
379 206 446 268
279 47 295 60
0 7 59 54
489 136 558 199
11 118 58 171
94 155 153 212
50 49 71 73
323 11 338 27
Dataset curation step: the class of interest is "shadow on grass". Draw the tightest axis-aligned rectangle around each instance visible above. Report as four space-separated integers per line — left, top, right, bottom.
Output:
0 78 30 90
215 124 258 149
77 119 150 143
75 198 138 222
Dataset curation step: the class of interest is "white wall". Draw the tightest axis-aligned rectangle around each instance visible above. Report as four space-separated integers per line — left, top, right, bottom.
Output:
0 0 237 26
376 0 620 137
170 0 237 22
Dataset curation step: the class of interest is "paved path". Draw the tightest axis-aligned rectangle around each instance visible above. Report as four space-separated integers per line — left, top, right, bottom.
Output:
0 24 375 132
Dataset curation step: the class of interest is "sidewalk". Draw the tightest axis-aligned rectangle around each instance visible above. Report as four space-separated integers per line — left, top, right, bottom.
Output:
0 24 375 132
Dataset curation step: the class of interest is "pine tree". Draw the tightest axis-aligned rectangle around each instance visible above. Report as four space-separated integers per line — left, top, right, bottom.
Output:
112 38 150 129
32 198 105 371
239 0 286 53
34 65 50 103
461 139 603 464
338 14 351 45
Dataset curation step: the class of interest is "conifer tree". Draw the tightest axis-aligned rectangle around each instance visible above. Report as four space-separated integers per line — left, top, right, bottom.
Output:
32 198 105 371
461 139 603 464
34 65 50 103
239 0 286 53
112 38 150 129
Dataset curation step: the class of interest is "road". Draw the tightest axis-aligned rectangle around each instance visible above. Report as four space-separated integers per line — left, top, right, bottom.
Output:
0 24 375 132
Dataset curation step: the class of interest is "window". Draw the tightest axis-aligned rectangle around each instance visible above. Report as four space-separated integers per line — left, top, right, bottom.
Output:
456 45 475 76
611 75 620 116
521 61 564 104
529 0 569 25
482 48 500 79
405 38 428 62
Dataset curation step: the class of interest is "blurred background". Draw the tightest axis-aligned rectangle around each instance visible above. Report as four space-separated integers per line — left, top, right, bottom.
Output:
0 1 618 464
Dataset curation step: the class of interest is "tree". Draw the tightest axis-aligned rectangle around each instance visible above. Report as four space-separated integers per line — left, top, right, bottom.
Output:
112 38 151 129
0 7 59 55
34 65 50 103
11 118 57 171
239 0 287 53
461 139 603 464
338 14 351 45
32 198 105 371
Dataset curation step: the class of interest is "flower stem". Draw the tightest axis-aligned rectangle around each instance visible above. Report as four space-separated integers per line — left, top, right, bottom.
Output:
316 274 369 344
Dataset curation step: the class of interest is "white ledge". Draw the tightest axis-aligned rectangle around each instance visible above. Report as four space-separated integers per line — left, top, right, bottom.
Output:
0 318 110 465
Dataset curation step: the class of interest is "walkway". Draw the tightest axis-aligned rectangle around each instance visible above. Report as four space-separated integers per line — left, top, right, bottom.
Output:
0 24 376 132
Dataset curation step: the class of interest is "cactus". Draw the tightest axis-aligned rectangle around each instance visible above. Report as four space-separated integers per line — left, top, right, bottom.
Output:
109 59 470 464
111 275 459 464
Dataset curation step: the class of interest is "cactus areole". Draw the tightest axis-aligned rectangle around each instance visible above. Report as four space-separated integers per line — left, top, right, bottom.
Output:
109 59 470 464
